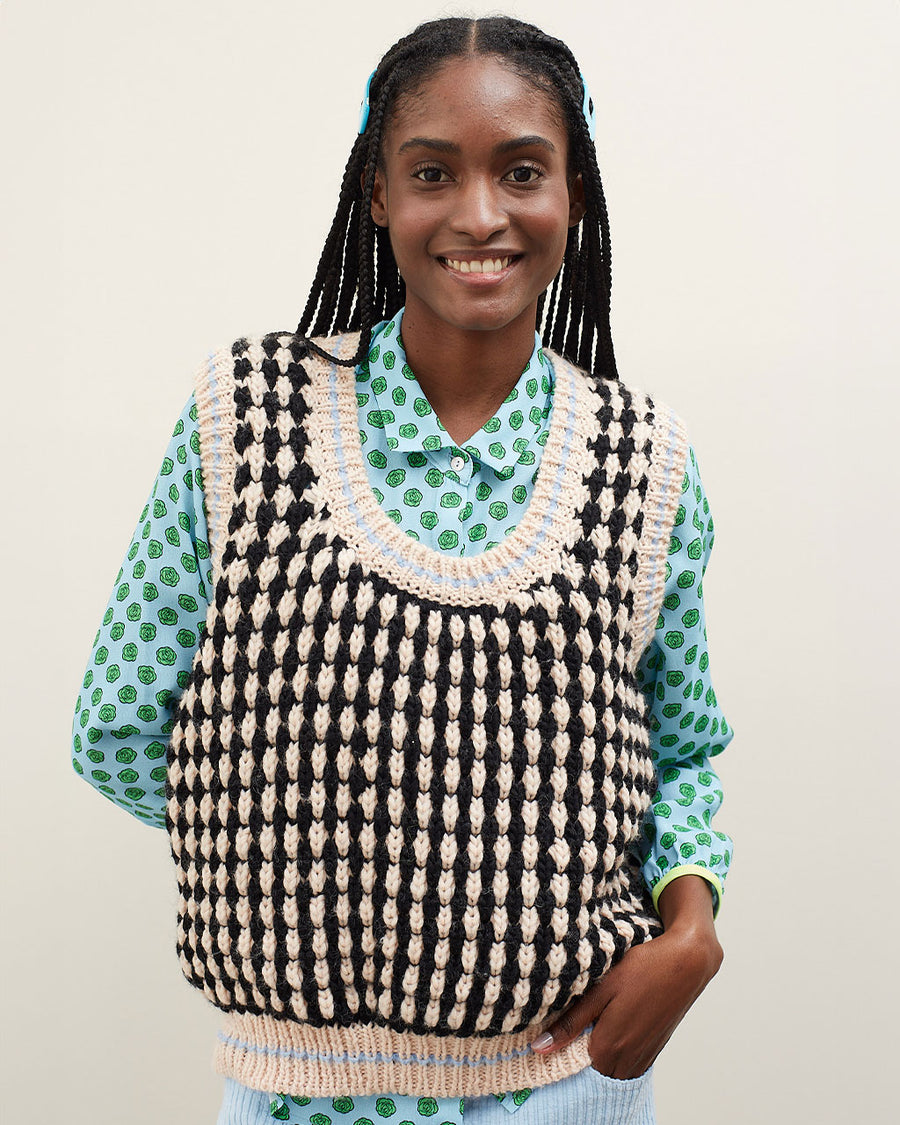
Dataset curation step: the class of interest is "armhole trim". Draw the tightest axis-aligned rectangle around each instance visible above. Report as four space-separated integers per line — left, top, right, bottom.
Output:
194 346 237 586
628 401 689 672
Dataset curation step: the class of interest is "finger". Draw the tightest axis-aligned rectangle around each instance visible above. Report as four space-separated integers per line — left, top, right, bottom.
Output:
530 982 612 1054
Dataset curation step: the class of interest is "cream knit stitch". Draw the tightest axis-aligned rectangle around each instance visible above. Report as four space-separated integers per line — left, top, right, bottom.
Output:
167 330 688 1098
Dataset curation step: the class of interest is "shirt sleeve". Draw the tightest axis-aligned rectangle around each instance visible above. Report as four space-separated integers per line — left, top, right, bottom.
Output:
70 393 212 828
630 445 734 920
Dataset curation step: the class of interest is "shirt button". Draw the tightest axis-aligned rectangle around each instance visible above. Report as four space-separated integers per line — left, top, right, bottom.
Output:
450 455 466 472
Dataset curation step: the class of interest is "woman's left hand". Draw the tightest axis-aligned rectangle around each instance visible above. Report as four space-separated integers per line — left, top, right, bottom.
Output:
529 874 724 1080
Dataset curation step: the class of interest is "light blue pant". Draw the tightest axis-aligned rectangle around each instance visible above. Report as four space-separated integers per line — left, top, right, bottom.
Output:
217 1065 656 1125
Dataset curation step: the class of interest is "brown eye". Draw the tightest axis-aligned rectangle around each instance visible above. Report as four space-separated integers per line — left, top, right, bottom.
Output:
505 165 542 184
414 166 450 183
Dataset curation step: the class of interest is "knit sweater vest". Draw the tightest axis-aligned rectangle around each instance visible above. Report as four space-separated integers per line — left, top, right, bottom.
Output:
165 329 689 1099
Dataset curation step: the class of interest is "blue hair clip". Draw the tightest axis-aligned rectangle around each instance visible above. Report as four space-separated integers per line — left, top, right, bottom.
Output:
358 69 376 135
578 68 597 143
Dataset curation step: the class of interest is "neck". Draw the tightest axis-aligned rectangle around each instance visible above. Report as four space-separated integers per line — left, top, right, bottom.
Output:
399 300 538 446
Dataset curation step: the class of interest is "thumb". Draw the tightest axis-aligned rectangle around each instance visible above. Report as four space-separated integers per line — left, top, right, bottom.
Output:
529 981 610 1054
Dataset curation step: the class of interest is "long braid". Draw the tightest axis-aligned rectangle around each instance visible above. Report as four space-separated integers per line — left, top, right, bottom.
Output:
549 227 578 354
529 43 617 378
355 72 397 365
296 15 621 381
298 136 365 336
541 252 562 345
334 204 360 330
564 62 617 377
566 226 589 361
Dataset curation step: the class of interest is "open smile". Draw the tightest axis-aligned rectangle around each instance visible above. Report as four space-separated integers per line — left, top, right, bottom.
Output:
436 254 522 281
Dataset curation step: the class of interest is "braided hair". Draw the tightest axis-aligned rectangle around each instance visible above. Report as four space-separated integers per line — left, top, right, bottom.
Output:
297 16 619 381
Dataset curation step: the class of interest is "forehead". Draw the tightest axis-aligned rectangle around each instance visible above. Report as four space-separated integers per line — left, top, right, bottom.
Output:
386 54 568 152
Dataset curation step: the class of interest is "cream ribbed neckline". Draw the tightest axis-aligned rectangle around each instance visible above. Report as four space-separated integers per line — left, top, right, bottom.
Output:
303 334 601 607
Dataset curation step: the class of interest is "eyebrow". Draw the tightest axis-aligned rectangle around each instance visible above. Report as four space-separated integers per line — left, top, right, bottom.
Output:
397 134 556 156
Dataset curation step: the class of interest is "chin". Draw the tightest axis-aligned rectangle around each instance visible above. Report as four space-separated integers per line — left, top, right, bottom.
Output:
432 295 537 335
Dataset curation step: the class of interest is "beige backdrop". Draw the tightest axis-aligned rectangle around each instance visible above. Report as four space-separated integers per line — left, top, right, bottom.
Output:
2 0 897 1121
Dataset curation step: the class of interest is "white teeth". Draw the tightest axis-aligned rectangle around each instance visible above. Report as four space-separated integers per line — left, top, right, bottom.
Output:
445 257 512 274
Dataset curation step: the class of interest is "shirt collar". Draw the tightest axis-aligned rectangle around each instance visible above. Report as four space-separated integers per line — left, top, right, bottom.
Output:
356 307 553 473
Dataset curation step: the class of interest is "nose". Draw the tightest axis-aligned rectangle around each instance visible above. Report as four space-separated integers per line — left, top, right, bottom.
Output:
448 176 510 242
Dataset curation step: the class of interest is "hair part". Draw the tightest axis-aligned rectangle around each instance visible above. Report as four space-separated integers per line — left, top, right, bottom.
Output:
296 16 618 381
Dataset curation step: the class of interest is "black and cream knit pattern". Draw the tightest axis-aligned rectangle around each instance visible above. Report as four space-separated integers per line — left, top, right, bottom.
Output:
165 329 687 1058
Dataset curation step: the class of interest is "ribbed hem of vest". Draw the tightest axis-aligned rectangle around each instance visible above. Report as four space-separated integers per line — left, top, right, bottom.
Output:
214 1013 598 1099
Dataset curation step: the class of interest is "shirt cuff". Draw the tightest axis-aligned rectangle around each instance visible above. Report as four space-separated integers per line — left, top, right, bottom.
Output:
651 864 724 921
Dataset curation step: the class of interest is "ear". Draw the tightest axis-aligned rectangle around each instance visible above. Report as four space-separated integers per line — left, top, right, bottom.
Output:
568 173 586 227
369 168 389 228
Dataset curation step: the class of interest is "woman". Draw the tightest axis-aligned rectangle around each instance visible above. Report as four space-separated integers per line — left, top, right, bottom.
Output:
72 16 733 1125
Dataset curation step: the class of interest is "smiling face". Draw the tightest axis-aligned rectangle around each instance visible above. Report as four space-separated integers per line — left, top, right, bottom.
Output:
370 54 585 337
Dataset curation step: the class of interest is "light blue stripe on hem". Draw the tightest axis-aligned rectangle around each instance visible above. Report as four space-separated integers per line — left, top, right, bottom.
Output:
326 340 574 590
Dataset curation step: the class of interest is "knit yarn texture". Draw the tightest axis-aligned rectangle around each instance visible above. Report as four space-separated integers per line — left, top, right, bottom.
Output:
165 330 689 1098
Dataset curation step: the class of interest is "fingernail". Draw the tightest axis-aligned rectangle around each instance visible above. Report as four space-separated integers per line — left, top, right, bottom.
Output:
531 1032 553 1051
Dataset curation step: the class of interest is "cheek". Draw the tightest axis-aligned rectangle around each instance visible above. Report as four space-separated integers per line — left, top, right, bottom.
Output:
524 192 573 257
384 199 440 272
